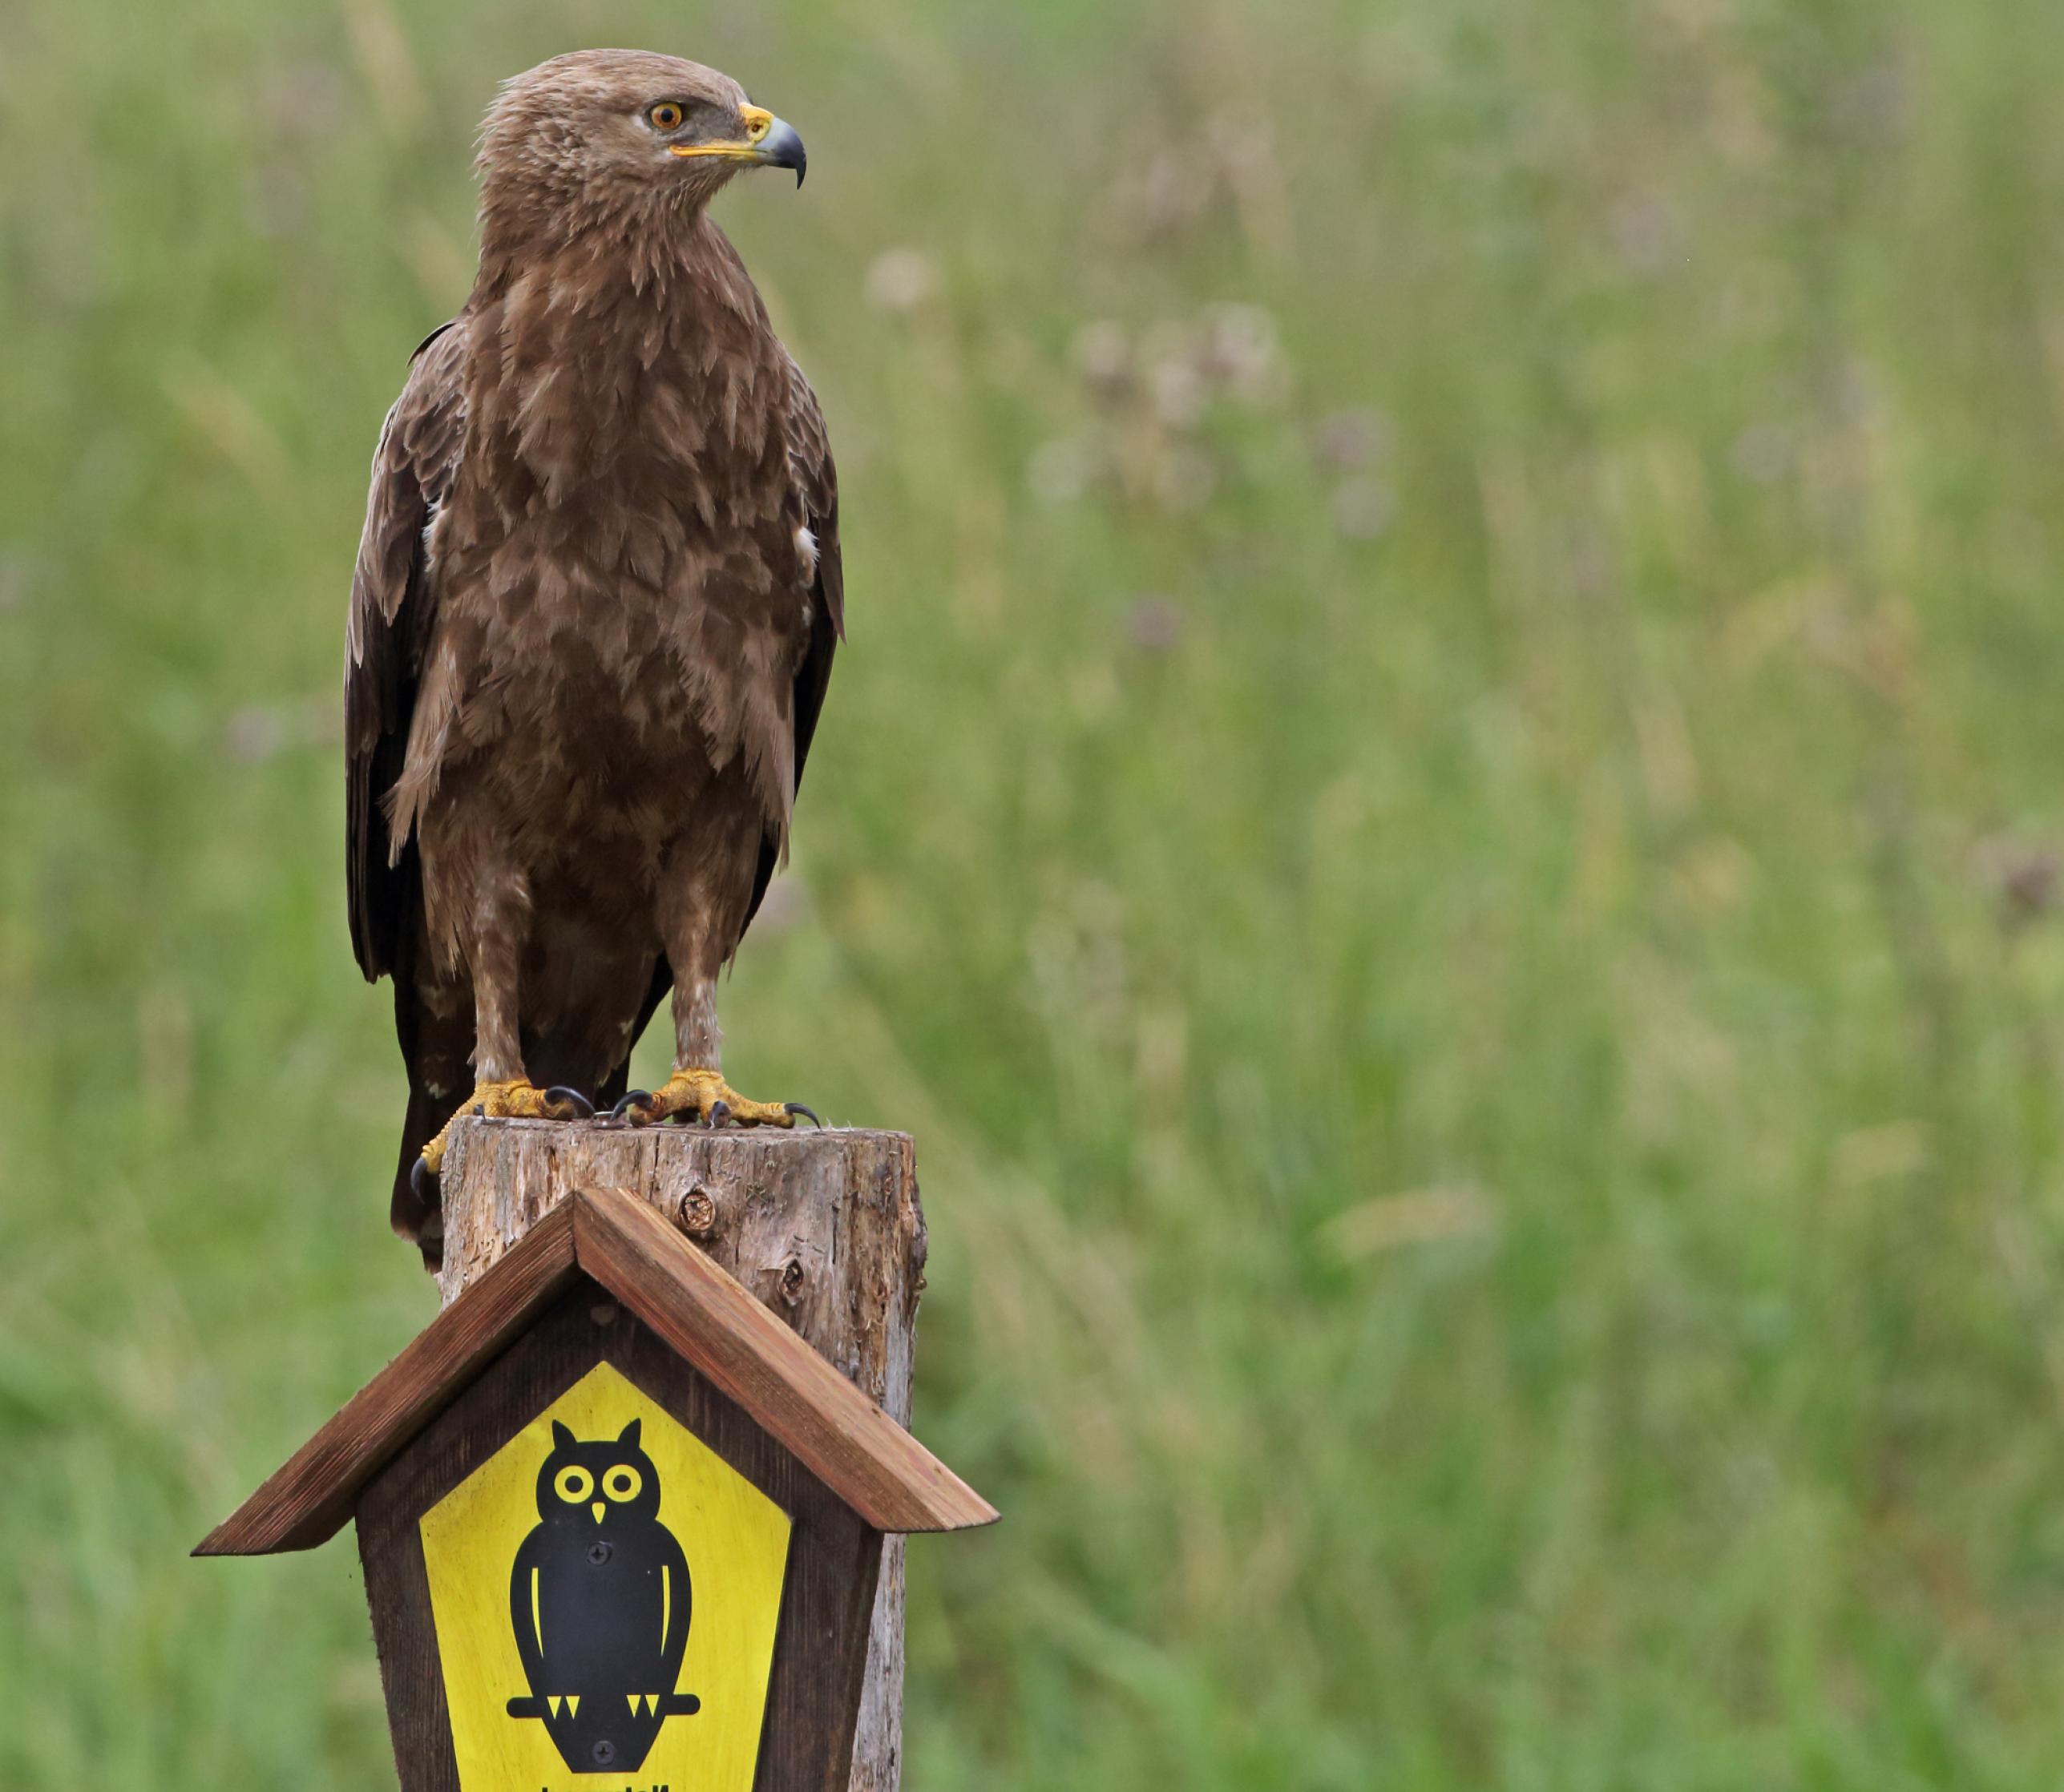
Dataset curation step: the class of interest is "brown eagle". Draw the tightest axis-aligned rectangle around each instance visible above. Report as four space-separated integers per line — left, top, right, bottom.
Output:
345 51 836 1265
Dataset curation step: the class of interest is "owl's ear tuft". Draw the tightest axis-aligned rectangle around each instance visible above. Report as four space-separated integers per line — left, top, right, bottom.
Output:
617 1419 642 1448
552 1420 576 1450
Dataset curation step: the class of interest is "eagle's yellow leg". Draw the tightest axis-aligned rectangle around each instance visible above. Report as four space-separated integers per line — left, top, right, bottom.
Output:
419 1078 595 1176
612 1067 818 1130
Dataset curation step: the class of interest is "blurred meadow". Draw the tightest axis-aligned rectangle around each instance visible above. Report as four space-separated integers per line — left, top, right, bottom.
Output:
9 0 2064 1782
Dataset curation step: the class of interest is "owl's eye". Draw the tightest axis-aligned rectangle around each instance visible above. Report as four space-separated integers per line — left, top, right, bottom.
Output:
554 1465 595 1503
648 101 685 132
604 1464 644 1502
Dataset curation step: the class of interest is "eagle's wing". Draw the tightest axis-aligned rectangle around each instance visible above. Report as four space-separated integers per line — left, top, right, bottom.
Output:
744 349 843 930
345 320 466 982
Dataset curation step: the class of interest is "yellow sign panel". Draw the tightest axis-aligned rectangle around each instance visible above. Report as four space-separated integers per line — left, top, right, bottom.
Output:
419 1361 792 1790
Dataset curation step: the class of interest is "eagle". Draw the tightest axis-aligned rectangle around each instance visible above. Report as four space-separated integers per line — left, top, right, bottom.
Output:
345 51 837 1266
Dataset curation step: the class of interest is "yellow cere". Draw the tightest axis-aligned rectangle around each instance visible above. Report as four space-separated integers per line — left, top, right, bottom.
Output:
670 107 774 161
419 1361 793 1791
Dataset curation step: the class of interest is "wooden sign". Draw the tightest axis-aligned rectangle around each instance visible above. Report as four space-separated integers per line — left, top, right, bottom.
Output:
198 1186 996 1792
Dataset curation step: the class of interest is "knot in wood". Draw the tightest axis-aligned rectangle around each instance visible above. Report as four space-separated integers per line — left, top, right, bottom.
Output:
778 1257 808 1307
677 1185 719 1237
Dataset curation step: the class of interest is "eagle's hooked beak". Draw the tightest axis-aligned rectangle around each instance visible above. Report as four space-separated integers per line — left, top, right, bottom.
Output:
668 106 808 188
749 108 808 188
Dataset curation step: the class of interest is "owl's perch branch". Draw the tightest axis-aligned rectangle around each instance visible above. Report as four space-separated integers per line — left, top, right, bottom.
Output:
437 1116 927 1792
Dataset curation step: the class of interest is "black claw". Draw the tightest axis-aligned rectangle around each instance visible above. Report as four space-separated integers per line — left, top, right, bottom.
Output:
785 1103 822 1127
612 1089 654 1123
543 1086 596 1119
707 1100 732 1128
410 1155 436 1202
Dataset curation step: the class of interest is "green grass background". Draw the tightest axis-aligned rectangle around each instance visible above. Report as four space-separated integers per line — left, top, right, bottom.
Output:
8 0 2064 1782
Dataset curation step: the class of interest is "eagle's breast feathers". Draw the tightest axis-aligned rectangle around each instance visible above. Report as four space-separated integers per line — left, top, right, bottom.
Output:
346 213 840 982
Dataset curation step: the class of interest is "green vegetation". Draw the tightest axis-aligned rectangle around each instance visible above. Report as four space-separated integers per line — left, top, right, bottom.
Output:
9 0 2064 1782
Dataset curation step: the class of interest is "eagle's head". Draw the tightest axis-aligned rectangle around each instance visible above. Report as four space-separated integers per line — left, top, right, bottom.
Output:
477 49 806 245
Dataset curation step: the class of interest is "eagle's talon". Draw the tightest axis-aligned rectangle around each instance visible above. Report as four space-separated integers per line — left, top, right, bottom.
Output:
417 1076 599 1193
613 1068 806 1130
785 1102 821 1127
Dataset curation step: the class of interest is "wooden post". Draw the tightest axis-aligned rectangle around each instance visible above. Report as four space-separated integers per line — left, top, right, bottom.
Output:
434 1116 927 1792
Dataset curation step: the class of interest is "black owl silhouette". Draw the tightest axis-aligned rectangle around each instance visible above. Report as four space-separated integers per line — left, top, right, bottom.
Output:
505 1418 699 1774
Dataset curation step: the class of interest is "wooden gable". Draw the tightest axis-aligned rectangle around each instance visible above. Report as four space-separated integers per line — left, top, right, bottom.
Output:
197 1185 996 1557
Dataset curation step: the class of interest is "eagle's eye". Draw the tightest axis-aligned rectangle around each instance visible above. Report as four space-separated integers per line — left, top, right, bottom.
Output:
648 101 685 132
604 1464 644 1502
553 1464 595 1503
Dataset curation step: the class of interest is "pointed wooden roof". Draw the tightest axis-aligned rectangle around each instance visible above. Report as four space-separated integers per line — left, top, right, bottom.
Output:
196 1185 998 1555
